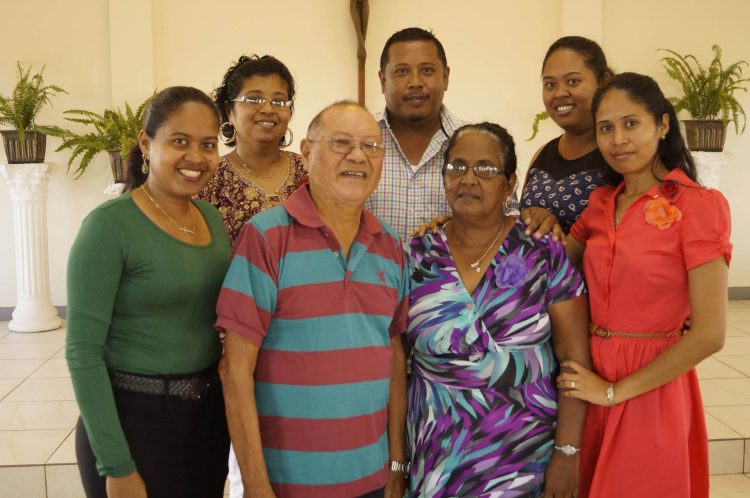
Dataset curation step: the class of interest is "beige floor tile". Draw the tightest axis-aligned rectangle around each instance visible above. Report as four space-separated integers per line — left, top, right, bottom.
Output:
47 429 76 465
729 301 750 309
0 465 46 498
709 439 745 475
718 356 750 377
4 378 75 402
0 429 70 465
728 320 750 334
699 357 745 379
53 348 66 360
0 359 46 379
706 406 750 438
701 379 750 406
706 413 743 440
46 464 85 498
715 337 750 357
0 343 64 360
710 473 750 497
30 359 71 379
727 309 750 321
745 445 749 474
0 379 23 400
0 328 66 344
726 325 749 337
0 401 79 431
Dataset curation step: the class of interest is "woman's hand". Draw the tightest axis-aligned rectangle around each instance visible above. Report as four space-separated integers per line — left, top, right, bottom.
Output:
409 215 452 238
106 471 147 498
384 471 407 498
557 360 611 406
543 452 579 498
520 207 564 242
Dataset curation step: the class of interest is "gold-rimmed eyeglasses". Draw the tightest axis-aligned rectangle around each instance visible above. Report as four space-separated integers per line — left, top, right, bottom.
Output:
308 137 385 158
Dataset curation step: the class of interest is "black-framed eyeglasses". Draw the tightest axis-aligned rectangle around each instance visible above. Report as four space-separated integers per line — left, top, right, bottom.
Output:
308 137 385 158
232 95 293 109
443 161 505 179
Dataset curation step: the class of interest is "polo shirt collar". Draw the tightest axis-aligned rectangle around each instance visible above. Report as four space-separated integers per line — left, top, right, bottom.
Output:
283 182 384 236
378 105 460 137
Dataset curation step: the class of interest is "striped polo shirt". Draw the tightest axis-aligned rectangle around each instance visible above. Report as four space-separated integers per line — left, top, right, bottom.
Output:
215 183 408 498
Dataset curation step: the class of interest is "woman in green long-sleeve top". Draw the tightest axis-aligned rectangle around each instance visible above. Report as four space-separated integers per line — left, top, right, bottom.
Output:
66 87 231 498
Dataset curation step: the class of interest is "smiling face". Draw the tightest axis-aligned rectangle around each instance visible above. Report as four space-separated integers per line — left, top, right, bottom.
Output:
444 131 515 221
228 74 291 148
140 101 220 198
542 49 600 134
379 40 449 125
301 104 383 210
595 88 669 177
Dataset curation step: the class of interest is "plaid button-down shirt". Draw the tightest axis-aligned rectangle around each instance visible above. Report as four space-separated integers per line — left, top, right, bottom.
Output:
366 106 465 241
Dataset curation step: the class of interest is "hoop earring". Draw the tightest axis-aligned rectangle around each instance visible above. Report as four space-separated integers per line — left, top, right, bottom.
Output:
279 128 294 148
219 122 236 145
141 155 150 175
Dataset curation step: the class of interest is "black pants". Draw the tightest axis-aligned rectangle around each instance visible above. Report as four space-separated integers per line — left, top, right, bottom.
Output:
75 376 229 498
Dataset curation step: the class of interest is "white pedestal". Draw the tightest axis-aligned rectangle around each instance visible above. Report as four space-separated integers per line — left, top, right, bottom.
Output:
0 163 63 332
692 151 729 190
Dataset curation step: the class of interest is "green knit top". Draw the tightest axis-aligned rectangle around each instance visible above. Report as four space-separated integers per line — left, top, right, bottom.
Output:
66 192 231 477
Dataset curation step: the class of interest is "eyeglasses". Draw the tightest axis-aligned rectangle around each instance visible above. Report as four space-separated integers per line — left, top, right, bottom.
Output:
308 137 385 158
443 162 504 179
232 95 293 109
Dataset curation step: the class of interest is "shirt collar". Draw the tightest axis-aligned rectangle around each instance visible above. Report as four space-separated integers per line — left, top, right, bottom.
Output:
283 182 384 235
378 105 460 137
607 167 696 201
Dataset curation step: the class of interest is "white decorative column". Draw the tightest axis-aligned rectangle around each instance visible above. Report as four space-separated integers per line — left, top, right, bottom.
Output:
0 163 63 332
692 151 729 189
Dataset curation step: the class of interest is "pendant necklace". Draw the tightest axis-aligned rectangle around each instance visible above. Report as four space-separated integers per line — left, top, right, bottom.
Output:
560 134 596 160
235 150 281 179
142 185 196 234
448 219 507 273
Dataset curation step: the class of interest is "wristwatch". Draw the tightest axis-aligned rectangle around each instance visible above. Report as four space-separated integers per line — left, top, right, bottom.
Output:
390 460 411 474
553 444 580 456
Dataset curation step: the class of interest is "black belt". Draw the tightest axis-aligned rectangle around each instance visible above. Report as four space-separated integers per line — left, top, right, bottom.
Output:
109 367 220 401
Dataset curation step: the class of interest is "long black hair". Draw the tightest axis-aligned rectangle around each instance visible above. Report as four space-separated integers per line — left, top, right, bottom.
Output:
126 86 219 189
591 72 697 185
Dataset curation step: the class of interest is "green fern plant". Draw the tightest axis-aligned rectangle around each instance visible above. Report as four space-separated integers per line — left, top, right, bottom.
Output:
659 45 749 134
38 97 151 178
526 111 550 141
0 62 66 142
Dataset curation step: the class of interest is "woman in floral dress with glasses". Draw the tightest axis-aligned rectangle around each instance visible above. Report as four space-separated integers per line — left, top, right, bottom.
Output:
407 122 590 497
199 54 307 244
560 73 731 498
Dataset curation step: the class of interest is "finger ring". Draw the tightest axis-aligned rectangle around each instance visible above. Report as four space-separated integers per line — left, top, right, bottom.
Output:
570 381 576 389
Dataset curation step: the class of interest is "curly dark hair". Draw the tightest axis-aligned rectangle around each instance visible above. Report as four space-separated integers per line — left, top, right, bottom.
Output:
444 122 517 180
213 55 296 147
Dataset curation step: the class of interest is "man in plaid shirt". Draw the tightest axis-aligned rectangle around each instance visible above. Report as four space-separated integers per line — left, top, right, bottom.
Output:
366 27 465 241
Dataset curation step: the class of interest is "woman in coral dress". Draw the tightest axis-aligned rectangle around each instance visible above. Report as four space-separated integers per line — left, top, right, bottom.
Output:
560 73 732 498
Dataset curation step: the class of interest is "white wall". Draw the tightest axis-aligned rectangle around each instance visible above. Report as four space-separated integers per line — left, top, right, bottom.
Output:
1 0 748 308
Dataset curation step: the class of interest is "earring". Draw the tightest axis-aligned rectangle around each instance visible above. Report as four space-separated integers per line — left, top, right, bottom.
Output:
503 184 520 215
279 128 294 148
141 154 150 175
219 122 236 145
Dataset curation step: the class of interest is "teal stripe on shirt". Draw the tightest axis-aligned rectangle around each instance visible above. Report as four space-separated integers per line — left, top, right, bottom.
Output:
265 433 387 485
221 255 277 312
347 251 403 287
249 206 292 233
278 249 343 288
255 379 390 419
263 314 392 351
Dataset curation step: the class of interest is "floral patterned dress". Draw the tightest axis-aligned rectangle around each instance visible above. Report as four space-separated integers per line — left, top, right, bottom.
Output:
407 220 585 498
198 152 307 243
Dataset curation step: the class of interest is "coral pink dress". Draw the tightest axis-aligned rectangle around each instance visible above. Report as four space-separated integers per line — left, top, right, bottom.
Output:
570 168 732 498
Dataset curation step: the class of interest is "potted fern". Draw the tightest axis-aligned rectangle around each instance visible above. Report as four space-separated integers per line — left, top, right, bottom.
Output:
0 62 66 163
38 97 150 182
659 45 748 151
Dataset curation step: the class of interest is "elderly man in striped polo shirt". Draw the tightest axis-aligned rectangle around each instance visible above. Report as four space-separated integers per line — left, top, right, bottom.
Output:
216 101 409 498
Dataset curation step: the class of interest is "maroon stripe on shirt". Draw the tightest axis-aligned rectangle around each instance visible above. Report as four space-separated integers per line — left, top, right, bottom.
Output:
259 409 387 451
255 348 392 385
215 288 272 344
275 281 399 320
272 466 389 498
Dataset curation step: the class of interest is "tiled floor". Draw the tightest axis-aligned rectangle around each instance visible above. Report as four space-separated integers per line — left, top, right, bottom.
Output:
2 304 750 497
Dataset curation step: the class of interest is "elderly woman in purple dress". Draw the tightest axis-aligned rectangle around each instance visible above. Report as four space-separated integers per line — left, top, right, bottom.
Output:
406 122 590 497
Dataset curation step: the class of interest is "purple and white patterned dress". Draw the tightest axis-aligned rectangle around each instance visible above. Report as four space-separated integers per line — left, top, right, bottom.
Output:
407 221 585 498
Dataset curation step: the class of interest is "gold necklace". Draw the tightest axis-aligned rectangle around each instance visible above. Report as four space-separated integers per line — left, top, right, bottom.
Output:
234 150 282 179
448 219 507 273
560 134 596 160
141 185 196 234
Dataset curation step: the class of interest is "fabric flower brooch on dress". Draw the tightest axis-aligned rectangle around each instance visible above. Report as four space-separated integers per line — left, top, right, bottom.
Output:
644 180 682 230
495 254 529 287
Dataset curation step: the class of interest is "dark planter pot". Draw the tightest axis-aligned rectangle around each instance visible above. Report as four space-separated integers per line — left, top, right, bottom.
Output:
1 130 47 163
683 120 726 152
107 149 126 183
